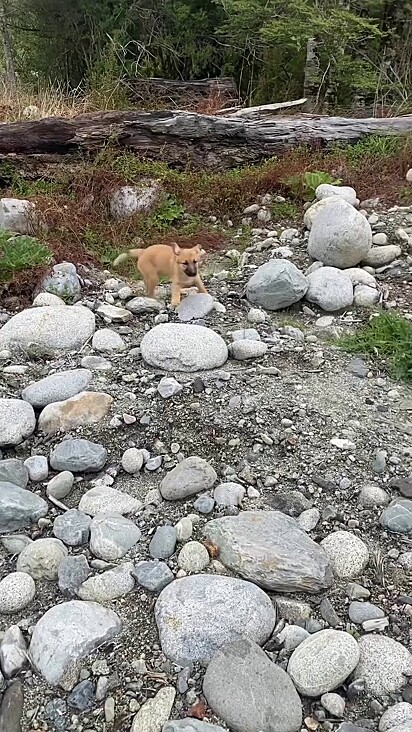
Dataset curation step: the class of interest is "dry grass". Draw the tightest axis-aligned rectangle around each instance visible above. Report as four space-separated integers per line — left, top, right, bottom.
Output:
0 81 96 122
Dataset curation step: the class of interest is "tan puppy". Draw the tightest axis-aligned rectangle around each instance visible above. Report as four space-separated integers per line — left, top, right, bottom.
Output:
113 243 207 306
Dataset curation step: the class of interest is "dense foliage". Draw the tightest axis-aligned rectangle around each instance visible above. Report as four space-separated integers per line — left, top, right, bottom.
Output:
0 0 411 110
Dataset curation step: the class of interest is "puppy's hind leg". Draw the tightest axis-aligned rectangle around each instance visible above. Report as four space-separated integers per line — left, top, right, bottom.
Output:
139 262 158 299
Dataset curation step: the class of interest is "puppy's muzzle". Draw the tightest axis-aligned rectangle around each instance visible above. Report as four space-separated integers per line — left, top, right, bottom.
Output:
184 263 198 277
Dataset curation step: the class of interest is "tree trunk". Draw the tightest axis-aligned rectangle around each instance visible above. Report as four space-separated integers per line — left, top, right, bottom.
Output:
303 38 320 112
0 0 16 92
0 110 411 170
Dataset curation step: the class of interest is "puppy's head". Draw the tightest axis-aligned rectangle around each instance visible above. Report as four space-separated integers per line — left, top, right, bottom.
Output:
173 243 205 277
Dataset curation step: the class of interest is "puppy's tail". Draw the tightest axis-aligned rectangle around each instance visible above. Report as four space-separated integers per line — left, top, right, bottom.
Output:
112 248 143 268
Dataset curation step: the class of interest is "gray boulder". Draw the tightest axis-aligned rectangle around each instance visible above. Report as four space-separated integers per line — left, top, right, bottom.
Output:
0 399 36 447
355 635 412 696
29 600 122 687
92 328 126 353
0 459 28 488
133 561 174 593
287 629 360 696
308 199 372 268
77 562 135 603
203 511 333 593
164 722 225 732
0 305 95 354
109 183 159 218
160 456 217 500
316 184 358 206
176 294 214 322
155 574 276 666
0 482 48 533
90 513 141 560
140 323 228 372
380 499 412 535
40 262 81 302
53 509 91 546
246 260 308 311
306 267 353 311
22 369 92 408
304 197 339 230
362 245 402 268
203 638 302 732
49 439 107 473
79 485 142 516
0 197 35 233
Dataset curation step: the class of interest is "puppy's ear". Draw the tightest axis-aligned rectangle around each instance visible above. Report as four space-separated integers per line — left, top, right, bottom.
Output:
199 248 207 260
172 242 180 256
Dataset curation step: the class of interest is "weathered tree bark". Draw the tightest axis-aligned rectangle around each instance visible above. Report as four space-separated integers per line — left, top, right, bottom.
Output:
0 110 411 169
0 0 17 92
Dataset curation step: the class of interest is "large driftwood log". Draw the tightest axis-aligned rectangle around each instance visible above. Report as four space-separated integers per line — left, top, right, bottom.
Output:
0 110 411 170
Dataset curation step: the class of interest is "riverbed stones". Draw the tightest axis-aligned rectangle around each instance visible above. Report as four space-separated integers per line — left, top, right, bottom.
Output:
379 499 412 534
130 686 175 732
155 574 276 666
320 531 369 578
308 198 372 268
379 703 412 732
0 482 48 533
140 323 228 371
203 511 333 593
17 538 68 580
89 513 141 560
306 267 354 311
160 456 217 500
77 562 135 602
203 637 302 732
0 458 28 488
29 600 122 687
246 259 308 310
0 572 36 613
39 390 113 434
355 635 412 696
316 184 358 206
0 305 95 353
0 398 36 446
176 293 214 322
288 629 360 696
49 439 107 473
22 369 92 408
79 485 142 516
53 509 91 546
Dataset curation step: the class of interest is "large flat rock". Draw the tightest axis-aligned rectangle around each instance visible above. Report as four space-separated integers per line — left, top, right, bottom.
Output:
0 305 95 353
203 511 333 593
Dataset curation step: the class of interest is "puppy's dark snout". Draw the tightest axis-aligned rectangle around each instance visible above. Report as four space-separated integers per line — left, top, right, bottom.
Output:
185 263 197 276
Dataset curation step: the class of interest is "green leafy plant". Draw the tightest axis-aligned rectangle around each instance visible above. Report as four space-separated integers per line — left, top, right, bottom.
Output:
0 232 52 282
338 313 412 382
271 200 299 220
152 195 185 228
285 171 342 201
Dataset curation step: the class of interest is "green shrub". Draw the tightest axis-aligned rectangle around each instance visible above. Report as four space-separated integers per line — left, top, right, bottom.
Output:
285 171 341 201
0 232 52 282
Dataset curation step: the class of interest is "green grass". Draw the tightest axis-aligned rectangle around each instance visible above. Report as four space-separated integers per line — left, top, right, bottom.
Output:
339 312 412 381
0 231 52 282
271 200 299 220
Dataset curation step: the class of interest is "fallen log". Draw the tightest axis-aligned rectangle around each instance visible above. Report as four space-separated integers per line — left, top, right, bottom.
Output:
124 76 238 108
0 110 411 170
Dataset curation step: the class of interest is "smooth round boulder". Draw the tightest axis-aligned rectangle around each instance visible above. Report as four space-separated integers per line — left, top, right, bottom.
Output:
22 369 92 408
0 571 36 613
0 305 95 354
308 198 372 268
17 538 68 580
160 456 217 501
316 184 358 206
49 439 107 473
155 574 276 666
246 259 308 311
29 600 122 687
355 635 412 696
304 197 337 230
287 629 360 696
0 399 36 447
320 530 369 579
306 267 353 311
140 323 228 372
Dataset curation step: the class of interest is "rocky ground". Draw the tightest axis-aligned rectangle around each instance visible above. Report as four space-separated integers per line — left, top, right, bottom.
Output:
0 184 412 732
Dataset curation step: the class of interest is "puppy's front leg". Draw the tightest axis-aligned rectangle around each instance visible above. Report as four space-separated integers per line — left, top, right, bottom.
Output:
194 275 207 294
171 283 182 307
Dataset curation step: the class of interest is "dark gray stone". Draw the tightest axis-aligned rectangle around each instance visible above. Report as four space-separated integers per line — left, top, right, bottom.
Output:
53 509 91 546
348 602 385 624
43 699 67 732
0 679 23 732
203 638 302 732
320 597 340 627
133 561 174 592
380 499 412 534
49 439 107 473
389 477 412 499
149 526 177 559
0 459 28 488
266 490 312 517
67 680 96 712
347 358 368 378
0 481 48 533
58 555 91 596
246 260 308 311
